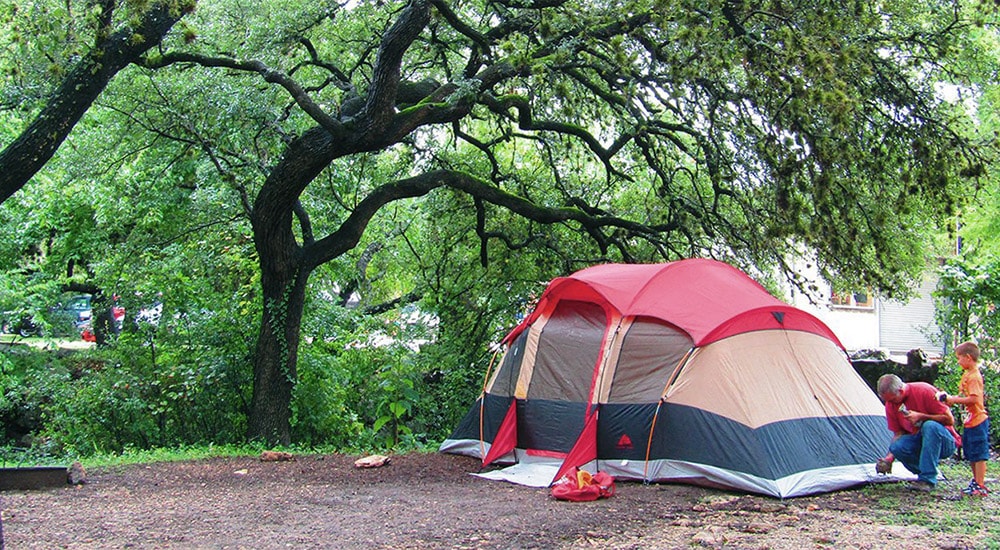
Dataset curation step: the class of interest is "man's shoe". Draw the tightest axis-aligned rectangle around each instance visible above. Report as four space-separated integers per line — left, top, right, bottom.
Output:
905 480 935 492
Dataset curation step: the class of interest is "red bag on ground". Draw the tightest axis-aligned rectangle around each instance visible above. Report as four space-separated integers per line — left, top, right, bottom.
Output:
550 468 616 501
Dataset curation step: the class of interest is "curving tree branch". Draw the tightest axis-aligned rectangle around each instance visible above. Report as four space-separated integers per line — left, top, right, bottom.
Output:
142 52 345 134
303 169 680 272
0 1 191 204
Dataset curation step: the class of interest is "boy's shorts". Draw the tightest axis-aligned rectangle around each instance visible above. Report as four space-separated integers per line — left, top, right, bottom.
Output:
963 418 991 462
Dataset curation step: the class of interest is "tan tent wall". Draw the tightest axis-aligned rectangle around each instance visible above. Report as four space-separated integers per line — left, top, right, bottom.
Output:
485 330 528 396
665 330 884 428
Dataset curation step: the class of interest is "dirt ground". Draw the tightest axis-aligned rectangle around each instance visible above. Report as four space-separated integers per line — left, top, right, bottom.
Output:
1 452 995 549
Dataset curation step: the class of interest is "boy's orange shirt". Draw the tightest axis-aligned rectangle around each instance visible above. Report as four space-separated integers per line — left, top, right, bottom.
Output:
959 367 988 428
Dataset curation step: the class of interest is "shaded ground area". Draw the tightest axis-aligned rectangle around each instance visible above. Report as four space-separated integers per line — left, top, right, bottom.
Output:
2 452 995 549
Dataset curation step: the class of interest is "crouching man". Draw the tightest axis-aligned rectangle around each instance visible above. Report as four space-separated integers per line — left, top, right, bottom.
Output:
876 374 961 492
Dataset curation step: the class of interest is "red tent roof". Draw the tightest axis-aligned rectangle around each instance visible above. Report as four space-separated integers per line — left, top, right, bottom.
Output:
507 258 844 348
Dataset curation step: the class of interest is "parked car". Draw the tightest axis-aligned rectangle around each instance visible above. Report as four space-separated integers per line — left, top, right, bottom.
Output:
1 293 93 338
1 308 41 337
55 294 93 331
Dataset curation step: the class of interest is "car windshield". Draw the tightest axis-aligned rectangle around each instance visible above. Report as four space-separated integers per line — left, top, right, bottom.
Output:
65 296 90 310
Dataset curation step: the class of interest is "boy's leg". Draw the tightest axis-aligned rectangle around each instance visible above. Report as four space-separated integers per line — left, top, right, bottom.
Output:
964 419 990 487
972 461 987 487
916 421 957 485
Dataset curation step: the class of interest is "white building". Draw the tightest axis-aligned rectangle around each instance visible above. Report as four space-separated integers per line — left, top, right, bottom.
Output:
786 266 944 361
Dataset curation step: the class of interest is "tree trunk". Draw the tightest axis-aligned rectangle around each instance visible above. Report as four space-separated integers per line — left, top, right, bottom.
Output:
244 126 335 445
242 1 433 443
246 261 309 445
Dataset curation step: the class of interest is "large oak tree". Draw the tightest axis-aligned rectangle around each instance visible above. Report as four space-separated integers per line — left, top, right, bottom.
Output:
3 0 995 444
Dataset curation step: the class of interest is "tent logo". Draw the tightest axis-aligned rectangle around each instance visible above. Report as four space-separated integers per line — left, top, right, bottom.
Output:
616 434 634 450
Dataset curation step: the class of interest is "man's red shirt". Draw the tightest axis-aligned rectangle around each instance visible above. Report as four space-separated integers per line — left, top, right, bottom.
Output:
884 381 961 447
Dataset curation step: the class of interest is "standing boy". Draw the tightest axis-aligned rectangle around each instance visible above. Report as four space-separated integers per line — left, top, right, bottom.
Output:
942 340 990 497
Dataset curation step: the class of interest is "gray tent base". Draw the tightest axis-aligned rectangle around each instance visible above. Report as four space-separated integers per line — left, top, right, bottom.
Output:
440 438 915 498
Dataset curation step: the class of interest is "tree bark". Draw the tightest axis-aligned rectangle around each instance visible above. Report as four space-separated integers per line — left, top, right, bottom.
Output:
246 264 309 445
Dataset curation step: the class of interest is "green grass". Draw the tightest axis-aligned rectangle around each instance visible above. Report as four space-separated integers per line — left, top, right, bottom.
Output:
0 442 368 470
861 460 1000 547
0 333 88 350
80 444 267 468
0 445 246 468
1 443 263 469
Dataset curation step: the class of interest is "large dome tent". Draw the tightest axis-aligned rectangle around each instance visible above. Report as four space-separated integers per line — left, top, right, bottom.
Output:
440 259 898 498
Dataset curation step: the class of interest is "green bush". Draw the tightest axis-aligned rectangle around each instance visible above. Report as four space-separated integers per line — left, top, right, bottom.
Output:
290 296 491 452
0 310 253 458
293 337 430 452
933 257 1000 447
291 344 367 449
0 347 73 453
1 282 502 459
409 341 488 442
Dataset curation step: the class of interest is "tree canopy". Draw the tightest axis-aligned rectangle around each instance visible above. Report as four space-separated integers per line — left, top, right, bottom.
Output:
1 0 997 444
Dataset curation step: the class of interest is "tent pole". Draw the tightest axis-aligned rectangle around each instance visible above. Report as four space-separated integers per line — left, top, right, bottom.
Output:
642 348 694 482
643 398 664 482
663 347 694 391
